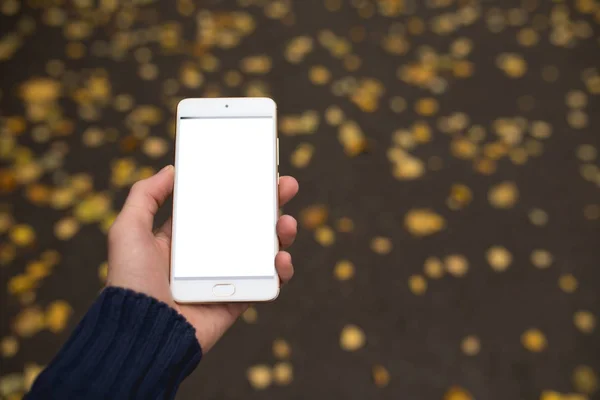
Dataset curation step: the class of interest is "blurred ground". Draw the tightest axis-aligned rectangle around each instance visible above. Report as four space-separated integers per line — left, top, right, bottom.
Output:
1 0 600 399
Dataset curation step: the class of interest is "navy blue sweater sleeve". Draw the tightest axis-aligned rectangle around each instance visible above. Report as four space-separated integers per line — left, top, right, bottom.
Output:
26 287 202 400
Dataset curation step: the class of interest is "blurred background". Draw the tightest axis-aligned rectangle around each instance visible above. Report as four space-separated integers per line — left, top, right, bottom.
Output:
1 0 599 399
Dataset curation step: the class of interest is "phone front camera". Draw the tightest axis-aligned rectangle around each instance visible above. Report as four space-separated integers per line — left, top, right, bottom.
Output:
225 104 229 108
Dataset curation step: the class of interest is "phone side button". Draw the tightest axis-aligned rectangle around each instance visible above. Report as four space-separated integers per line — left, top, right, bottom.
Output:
213 284 236 297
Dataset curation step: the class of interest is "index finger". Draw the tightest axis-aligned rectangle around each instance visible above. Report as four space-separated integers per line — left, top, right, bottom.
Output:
279 176 299 207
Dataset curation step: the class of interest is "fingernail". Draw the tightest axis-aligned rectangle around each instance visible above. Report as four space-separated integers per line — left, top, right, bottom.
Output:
159 165 173 174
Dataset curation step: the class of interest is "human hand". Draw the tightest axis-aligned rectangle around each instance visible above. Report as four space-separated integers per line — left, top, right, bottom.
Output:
106 165 299 351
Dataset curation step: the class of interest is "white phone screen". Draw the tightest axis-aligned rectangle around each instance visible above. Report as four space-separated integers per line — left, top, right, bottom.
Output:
172 116 277 279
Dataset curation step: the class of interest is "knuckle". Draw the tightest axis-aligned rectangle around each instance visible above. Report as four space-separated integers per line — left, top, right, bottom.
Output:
130 180 147 195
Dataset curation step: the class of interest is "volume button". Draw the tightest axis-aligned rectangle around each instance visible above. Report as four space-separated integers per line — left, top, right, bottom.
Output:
276 138 279 165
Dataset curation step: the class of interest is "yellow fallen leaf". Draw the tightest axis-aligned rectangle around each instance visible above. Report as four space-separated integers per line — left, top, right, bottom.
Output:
315 226 335 246
372 364 390 387
424 257 444 279
486 246 512 272
13 307 45 338
404 209 445 237
340 324 365 351
273 362 293 385
23 363 43 391
488 181 519 209
272 339 291 359
0 373 24 398
1 336 19 358
45 300 73 333
334 260 355 281
521 328 547 352
461 335 480 356
26 261 52 280
444 386 473 400
20 78 60 102
445 254 469 277
408 274 427 295
573 365 598 394
247 365 272 390
371 236 392 254
9 224 35 247
300 205 328 230
242 306 257 323
74 193 111 223
8 274 38 295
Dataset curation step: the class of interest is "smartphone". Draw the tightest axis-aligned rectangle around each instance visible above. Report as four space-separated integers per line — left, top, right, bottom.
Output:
170 97 279 303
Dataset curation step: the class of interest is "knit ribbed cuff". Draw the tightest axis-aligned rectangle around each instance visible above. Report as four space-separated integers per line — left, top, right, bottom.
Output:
27 287 202 400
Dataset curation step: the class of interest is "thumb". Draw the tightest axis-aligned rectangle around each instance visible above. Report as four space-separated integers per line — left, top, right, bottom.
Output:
117 165 175 231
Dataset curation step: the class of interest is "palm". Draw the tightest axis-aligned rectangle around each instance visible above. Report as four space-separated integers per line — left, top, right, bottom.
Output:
154 235 247 350
108 166 298 353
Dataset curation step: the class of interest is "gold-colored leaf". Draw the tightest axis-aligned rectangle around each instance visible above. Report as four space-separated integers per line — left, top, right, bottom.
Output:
1 336 18 358
40 250 60 266
573 366 598 394
309 65 330 85
424 257 444 279
338 121 367 156
486 246 512 272
372 365 390 387
9 224 35 247
285 36 313 64
74 193 111 223
20 78 61 102
0 243 16 266
143 137 169 159
111 158 136 187
461 335 480 356
445 254 469 277
26 261 51 280
241 55 272 74
488 181 519 209
315 226 335 246
521 328 547 352
45 300 73 333
408 274 427 295
447 184 472 210
404 209 446 237
54 217 80 240
242 306 258 323
529 208 548 226
291 143 314 168
300 205 328 230
23 363 43 392
180 63 204 89
340 324 365 351
559 274 578 293
8 274 38 296
444 386 473 400
273 362 293 385
13 307 45 338
272 339 291 359
531 249 553 269
98 261 108 282
371 237 392 255
574 311 596 334
0 373 24 398
336 217 354 233
415 97 439 116
334 260 355 281
247 365 272 390
497 53 527 78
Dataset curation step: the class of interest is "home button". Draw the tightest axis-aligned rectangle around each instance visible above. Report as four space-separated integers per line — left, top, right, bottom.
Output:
213 284 235 297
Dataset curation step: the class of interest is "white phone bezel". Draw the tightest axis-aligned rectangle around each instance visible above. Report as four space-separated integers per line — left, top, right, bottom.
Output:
170 97 280 303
